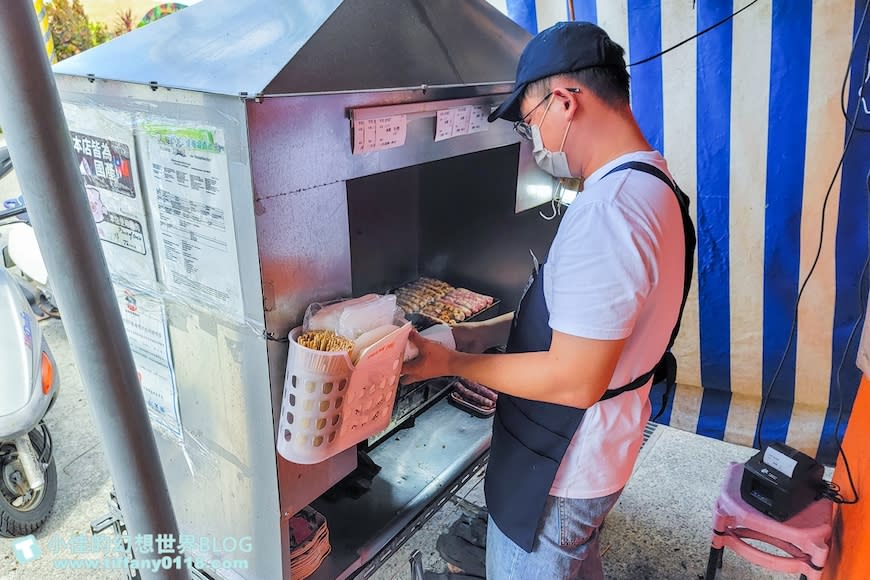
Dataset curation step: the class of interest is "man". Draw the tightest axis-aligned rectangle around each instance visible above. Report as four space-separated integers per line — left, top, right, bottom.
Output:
403 21 695 579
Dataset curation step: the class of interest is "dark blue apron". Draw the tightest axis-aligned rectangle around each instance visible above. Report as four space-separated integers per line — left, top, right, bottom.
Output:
484 161 696 552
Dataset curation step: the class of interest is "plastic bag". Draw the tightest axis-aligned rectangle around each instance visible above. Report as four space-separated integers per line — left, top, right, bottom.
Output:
305 294 379 333
338 294 398 339
304 294 402 340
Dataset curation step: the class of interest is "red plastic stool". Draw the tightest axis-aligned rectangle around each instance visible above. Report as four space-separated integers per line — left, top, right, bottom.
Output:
704 462 833 580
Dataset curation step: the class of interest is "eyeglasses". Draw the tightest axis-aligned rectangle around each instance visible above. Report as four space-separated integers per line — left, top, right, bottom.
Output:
513 88 581 140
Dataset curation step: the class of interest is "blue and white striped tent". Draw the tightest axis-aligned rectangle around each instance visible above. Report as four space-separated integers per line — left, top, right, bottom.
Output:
487 0 870 464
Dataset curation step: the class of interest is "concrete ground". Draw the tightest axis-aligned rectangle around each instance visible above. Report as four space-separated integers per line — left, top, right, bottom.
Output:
369 425 796 580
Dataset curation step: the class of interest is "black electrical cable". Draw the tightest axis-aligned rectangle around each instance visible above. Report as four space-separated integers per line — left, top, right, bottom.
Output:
754 104 863 452
798 0 870 509
829 314 865 505
755 0 870 504
827 169 870 506
755 3 870 453
840 0 870 132
821 480 854 505
628 0 763 67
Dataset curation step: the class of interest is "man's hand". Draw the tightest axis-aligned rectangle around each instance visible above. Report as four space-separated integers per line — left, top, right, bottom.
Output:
402 331 454 383
452 323 488 354
403 321 626 409
452 313 515 354
447 330 626 409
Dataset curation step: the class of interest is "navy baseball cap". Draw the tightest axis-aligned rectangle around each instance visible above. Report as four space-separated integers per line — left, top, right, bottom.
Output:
488 21 626 123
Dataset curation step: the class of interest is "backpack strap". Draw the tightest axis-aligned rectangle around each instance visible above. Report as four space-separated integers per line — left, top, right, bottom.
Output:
600 161 697 420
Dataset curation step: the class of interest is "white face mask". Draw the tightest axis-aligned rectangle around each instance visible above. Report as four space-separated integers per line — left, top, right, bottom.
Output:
530 102 574 178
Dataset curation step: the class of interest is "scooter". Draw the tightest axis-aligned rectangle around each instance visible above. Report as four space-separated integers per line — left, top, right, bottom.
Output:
0 152 59 537
1 146 56 317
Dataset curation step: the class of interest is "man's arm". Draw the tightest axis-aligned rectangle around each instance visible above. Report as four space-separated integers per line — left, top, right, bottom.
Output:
407 198 656 405
452 312 514 353
404 329 626 409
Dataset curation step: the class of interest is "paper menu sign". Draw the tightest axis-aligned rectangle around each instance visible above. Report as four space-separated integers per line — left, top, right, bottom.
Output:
468 106 487 133
450 106 471 137
364 118 378 151
353 119 367 152
352 115 407 154
376 116 407 148
435 105 489 141
435 109 455 141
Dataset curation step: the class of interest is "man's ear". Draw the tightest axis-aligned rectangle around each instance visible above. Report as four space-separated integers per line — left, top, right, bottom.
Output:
551 87 580 119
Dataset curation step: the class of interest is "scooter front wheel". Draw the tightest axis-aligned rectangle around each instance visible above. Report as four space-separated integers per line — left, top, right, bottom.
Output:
0 426 57 537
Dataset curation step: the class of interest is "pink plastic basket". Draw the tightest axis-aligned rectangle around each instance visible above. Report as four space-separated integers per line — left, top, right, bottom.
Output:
277 322 412 464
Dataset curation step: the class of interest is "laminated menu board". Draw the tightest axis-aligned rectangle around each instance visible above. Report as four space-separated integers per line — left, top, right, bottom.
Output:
141 123 244 320
115 285 182 441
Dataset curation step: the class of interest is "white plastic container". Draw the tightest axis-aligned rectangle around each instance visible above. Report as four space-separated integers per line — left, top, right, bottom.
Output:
277 322 412 464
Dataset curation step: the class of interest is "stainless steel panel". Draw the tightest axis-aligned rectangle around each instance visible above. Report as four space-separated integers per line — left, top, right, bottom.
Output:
278 447 357 520
264 0 528 95
246 87 520 198
256 181 352 337
255 179 361 578
53 0 342 96
55 76 282 580
53 0 528 98
255 181 353 429
163 306 280 580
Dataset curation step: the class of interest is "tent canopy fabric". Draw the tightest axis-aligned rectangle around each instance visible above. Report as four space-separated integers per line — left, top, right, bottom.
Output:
499 0 870 464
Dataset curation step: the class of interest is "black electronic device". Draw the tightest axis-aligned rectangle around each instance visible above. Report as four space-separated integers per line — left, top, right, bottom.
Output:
740 443 825 521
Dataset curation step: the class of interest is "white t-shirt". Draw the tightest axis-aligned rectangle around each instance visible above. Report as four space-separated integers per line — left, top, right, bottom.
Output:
543 150 685 499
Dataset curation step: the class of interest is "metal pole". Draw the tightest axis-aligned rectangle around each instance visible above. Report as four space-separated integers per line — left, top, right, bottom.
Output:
568 0 575 21
0 3 184 578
